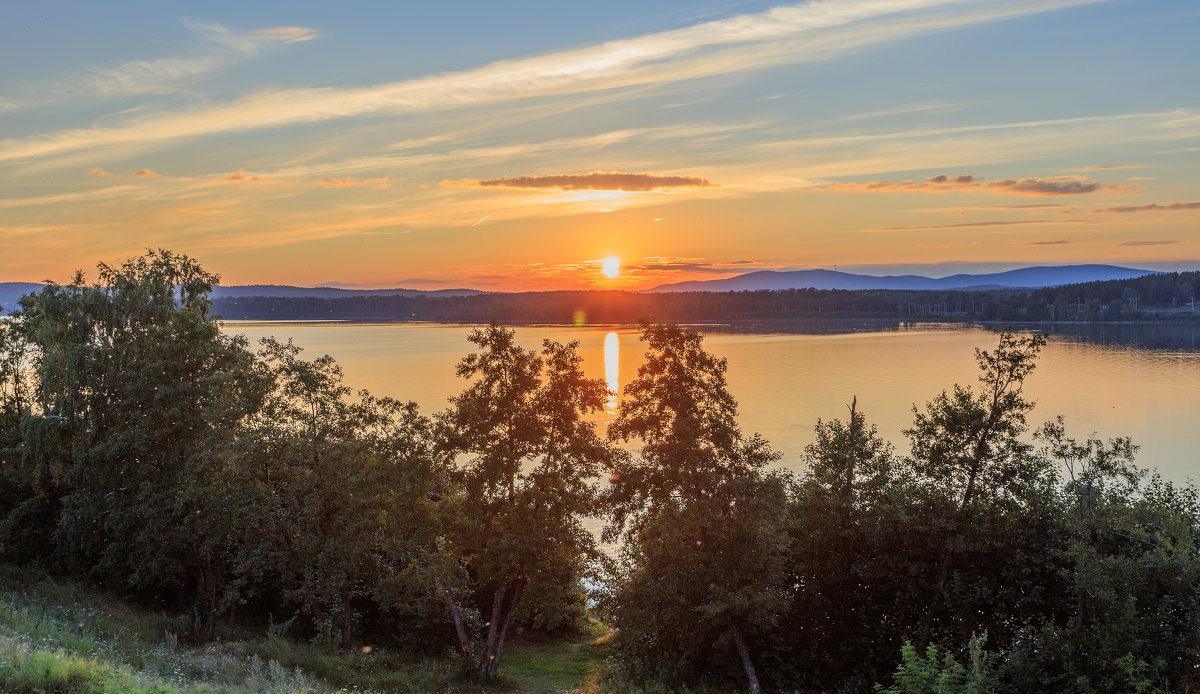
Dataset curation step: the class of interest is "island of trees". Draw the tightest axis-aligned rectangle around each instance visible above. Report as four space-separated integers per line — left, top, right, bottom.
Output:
1 250 1198 693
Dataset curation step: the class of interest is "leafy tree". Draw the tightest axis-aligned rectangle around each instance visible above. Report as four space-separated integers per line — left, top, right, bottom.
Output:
225 338 455 648
8 250 263 597
0 315 32 555
604 323 778 540
440 324 611 676
603 323 783 694
904 331 1047 641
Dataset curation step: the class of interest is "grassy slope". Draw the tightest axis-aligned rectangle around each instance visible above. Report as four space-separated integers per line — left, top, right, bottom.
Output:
0 565 612 693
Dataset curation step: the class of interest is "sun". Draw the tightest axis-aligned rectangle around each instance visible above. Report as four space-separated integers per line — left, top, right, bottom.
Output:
601 257 620 278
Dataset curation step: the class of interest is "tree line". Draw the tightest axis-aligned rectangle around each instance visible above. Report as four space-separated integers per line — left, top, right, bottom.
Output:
2 250 1199 693
209 271 1200 326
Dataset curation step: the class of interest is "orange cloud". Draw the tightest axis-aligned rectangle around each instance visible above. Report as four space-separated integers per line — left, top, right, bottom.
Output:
1021 238 1074 245
442 171 715 191
871 219 1092 232
133 168 160 177
316 177 389 187
87 167 113 177
822 173 1135 196
1114 240 1178 247
1093 201 1200 214
222 168 269 182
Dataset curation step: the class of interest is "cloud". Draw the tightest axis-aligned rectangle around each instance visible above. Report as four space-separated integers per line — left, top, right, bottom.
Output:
625 256 771 274
78 20 320 98
823 173 1131 196
1093 201 1200 214
1079 164 1142 171
222 168 269 182
444 172 714 191
871 219 1092 232
0 0 1104 164
1114 240 1179 247
316 177 389 187
247 27 319 43
132 168 160 177
87 167 113 177
1021 238 1074 245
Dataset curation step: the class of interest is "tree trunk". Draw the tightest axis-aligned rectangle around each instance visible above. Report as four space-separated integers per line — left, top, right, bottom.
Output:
478 573 527 677
478 583 508 676
486 577 526 677
439 576 471 657
426 541 471 656
731 625 762 694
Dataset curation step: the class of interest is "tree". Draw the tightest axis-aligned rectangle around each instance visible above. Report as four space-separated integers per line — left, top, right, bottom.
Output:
0 314 32 555
440 324 611 676
604 322 778 540
603 323 782 694
903 331 1047 641
9 249 264 597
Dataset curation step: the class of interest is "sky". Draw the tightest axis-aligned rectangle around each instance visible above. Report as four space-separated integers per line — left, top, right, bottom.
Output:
1 0 1198 291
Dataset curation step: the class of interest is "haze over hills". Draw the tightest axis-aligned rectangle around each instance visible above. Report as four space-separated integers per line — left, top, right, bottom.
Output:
646 265 1156 293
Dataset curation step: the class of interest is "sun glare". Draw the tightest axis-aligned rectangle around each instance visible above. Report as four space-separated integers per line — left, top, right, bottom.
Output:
601 257 620 278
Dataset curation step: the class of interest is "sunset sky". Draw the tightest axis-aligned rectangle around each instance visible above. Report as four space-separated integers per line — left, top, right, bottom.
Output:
2 0 1198 291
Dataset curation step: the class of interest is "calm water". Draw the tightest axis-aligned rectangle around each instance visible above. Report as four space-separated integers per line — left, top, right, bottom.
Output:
221 321 1200 485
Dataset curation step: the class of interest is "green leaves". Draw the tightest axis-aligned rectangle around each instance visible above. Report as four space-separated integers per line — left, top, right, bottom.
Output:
440 323 614 675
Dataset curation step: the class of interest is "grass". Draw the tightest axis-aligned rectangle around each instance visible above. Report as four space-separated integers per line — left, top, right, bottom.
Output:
0 564 616 693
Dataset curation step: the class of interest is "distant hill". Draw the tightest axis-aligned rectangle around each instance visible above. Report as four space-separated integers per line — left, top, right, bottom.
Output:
209 285 484 299
0 283 42 314
645 265 1155 293
0 282 484 315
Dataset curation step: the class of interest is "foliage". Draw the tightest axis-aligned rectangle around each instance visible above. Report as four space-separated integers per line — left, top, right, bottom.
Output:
602 323 782 694
440 324 614 676
876 633 995 694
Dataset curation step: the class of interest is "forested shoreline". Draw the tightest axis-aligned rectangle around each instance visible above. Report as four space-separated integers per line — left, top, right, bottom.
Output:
2 251 1199 693
208 271 1200 325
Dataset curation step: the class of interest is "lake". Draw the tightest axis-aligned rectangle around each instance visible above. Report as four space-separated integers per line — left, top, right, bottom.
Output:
221 321 1200 486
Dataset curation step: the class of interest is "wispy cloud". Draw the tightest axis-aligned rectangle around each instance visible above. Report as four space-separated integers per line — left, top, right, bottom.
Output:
444 172 714 191
87 167 114 177
1114 240 1178 247
1079 164 1142 171
247 26 319 44
222 168 270 182
822 173 1135 196
1020 237 1074 245
80 20 319 97
316 177 389 187
2 20 318 116
0 0 1102 165
626 257 765 274
1093 201 1200 214
871 219 1092 232
925 203 1072 210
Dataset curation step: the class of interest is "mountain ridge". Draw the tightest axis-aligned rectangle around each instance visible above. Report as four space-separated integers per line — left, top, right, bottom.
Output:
645 264 1155 293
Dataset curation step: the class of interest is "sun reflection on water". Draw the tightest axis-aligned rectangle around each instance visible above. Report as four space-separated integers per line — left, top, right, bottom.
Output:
604 331 619 413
